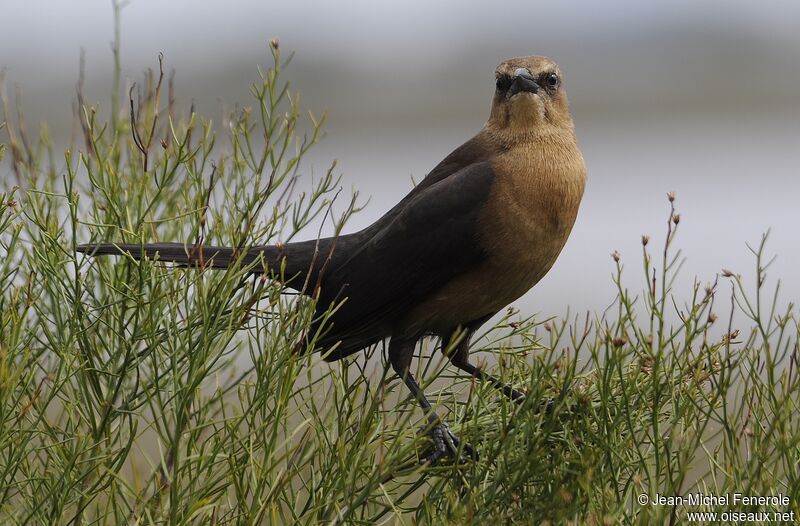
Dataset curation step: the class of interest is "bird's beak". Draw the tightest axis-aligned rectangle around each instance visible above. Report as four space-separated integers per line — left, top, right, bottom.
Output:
507 68 539 98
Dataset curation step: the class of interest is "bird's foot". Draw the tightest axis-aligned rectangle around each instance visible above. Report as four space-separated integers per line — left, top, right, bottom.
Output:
418 419 478 465
538 398 556 414
507 388 555 413
504 385 528 404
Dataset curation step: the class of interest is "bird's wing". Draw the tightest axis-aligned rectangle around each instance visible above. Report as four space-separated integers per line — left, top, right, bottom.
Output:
355 134 491 237
314 160 496 356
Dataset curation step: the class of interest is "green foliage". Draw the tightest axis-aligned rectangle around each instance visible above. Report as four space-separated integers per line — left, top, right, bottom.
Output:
1 41 798 526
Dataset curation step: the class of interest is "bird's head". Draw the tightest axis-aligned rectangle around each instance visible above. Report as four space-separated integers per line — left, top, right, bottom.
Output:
487 56 573 135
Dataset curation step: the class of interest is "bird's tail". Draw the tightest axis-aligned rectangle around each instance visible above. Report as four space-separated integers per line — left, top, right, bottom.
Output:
75 242 274 269
76 239 341 292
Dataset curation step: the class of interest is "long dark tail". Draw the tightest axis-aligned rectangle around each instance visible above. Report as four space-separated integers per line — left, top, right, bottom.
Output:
76 242 276 269
76 237 345 293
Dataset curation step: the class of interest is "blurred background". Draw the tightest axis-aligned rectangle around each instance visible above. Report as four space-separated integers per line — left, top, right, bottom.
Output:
2 0 799 320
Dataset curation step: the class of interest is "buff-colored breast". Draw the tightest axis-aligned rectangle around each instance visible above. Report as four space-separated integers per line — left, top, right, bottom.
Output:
396 130 585 338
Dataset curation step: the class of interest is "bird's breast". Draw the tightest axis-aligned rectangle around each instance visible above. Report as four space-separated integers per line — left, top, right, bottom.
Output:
478 135 586 297
395 132 585 336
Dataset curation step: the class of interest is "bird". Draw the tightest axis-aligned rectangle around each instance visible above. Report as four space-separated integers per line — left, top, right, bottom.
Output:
77 56 586 464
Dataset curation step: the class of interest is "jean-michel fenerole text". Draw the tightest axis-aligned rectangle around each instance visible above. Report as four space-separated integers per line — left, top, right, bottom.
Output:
652 492 790 508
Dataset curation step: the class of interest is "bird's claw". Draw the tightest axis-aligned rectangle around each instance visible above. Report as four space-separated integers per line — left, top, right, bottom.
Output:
418 420 479 465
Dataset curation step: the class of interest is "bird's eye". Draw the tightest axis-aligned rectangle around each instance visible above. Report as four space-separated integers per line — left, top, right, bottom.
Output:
545 73 560 89
496 75 512 92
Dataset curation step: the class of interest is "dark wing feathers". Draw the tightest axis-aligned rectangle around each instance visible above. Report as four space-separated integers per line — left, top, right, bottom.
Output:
314 161 495 359
352 135 490 239
77 138 496 361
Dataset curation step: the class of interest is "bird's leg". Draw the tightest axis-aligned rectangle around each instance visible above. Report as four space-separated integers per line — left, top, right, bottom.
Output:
443 327 527 404
388 337 476 465
453 359 528 403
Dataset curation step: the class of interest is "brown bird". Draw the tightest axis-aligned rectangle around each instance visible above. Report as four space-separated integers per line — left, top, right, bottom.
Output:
77 56 586 463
